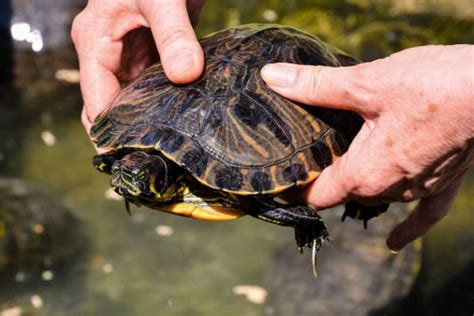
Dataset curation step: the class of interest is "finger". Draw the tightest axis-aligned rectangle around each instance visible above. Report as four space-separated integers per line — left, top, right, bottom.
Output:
304 123 373 209
261 63 378 117
82 108 107 154
81 107 92 133
72 6 136 131
138 0 204 84
305 153 352 210
386 173 467 251
79 62 122 129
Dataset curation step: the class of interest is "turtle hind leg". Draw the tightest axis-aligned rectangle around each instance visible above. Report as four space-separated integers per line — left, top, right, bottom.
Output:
250 204 329 278
342 201 390 228
250 204 329 250
294 219 329 251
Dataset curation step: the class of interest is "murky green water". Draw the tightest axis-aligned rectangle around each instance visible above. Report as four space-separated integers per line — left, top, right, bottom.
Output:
0 1 473 315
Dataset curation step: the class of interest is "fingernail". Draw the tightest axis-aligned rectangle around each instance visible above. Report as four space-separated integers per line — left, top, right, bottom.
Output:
261 63 297 87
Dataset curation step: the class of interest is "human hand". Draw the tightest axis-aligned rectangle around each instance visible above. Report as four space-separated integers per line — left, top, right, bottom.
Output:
72 0 205 135
261 45 474 251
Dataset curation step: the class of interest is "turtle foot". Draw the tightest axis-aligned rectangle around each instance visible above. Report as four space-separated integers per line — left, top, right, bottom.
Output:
342 201 390 228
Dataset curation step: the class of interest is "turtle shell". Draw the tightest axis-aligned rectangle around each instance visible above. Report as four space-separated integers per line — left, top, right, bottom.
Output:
91 24 363 195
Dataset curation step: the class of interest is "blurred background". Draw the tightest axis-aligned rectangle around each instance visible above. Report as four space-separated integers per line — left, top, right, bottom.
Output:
0 0 473 315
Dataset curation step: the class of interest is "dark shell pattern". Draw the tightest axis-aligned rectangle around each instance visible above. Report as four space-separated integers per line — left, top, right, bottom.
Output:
91 24 363 195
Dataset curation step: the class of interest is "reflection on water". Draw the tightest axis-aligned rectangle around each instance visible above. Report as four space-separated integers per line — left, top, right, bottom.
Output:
0 1 473 315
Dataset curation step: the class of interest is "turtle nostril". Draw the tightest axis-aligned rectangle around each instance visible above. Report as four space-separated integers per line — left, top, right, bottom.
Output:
112 161 121 173
132 168 140 176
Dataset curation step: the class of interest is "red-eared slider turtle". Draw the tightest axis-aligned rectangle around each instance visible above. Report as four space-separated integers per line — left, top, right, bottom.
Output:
90 24 389 275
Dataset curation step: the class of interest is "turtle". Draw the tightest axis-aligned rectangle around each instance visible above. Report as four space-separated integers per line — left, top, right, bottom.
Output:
90 24 389 275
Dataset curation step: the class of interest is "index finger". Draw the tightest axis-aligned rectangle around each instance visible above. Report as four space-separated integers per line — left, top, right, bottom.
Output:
138 0 204 84
79 61 121 129
72 4 140 130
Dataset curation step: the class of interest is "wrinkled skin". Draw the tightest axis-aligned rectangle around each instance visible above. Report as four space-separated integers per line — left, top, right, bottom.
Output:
261 45 474 250
71 0 205 135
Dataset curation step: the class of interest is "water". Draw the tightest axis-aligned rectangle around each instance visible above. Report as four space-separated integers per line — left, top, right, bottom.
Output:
0 1 473 315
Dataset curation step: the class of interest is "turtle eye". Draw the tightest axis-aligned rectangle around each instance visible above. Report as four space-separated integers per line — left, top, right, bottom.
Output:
131 168 147 181
140 169 149 180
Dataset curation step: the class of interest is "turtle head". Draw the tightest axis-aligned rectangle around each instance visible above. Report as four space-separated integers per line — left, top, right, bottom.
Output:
110 151 172 203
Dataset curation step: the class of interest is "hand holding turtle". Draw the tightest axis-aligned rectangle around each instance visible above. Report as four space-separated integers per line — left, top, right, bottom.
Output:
261 45 474 251
71 0 205 133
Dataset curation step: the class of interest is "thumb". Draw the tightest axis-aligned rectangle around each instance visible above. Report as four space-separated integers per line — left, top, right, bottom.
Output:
261 63 377 117
304 152 352 209
304 120 373 209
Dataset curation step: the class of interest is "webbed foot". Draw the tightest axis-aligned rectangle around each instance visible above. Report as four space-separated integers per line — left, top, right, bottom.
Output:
294 223 329 279
342 201 390 229
250 203 330 278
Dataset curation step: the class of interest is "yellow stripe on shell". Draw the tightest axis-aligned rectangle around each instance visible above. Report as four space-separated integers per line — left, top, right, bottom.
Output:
227 110 271 159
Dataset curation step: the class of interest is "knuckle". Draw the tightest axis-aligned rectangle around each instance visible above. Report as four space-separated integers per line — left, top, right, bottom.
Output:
81 117 89 130
363 179 386 197
351 62 371 82
350 170 387 198
401 190 417 202
305 66 323 104
336 155 362 198
348 63 377 109
71 11 88 46
81 108 92 128
344 171 364 197
158 25 193 51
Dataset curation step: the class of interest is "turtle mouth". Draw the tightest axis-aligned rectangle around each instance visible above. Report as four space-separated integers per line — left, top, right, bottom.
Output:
111 173 154 200
113 183 156 202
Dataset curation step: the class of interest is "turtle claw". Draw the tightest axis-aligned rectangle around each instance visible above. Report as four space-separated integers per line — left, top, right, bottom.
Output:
312 240 318 279
341 212 347 222
298 240 320 278
125 200 132 216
